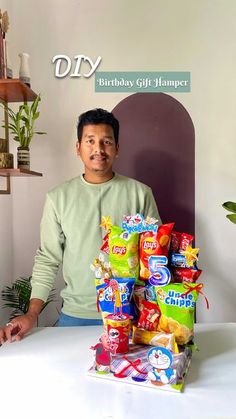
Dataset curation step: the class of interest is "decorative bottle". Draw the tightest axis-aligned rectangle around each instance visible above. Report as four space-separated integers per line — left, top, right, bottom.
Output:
5 40 13 78
19 52 31 87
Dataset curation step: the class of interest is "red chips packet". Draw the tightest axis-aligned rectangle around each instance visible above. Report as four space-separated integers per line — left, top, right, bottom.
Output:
137 300 160 331
140 223 175 281
170 231 194 253
172 267 202 283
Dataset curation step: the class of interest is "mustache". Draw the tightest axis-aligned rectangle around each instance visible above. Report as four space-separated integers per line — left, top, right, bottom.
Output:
90 152 108 160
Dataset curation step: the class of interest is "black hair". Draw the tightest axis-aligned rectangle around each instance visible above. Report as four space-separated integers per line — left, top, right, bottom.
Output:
77 108 119 145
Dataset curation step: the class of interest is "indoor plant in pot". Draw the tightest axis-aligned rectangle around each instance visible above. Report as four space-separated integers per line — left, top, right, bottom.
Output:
1 276 57 325
2 95 46 170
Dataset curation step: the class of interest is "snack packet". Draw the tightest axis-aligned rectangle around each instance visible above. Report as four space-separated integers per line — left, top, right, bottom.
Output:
171 267 202 283
170 231 194 253
133 285 146 310
109 225 139 280
137 300 160 331
96 277 135 324
140 223 174 281
170 245 199 268
155 282 201 345
132 325 178 353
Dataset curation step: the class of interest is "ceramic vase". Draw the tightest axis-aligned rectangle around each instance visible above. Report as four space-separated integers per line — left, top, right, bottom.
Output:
17 147 30 170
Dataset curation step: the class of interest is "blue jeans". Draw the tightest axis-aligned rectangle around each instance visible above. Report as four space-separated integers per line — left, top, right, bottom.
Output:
56 312 103 327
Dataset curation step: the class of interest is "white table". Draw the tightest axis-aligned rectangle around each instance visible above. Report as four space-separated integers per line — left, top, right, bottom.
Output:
0 323 235 419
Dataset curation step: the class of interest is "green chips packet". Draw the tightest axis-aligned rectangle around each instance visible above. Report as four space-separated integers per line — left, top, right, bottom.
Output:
109 225 139 281
155 282 201 345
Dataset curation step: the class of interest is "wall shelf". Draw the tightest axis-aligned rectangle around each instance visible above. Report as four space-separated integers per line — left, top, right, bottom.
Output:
0 79 43 194
0 168 43 177
0 79 37 103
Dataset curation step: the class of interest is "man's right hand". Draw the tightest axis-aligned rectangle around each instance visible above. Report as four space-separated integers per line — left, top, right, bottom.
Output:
0 312 37 344
0 298 44 345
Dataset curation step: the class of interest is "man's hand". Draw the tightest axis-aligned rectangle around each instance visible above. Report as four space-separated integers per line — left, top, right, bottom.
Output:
0 312 37 344
0 298 44 345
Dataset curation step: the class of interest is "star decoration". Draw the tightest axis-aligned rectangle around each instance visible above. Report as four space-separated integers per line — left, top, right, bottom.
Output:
100 216 112 230
180 245 199 267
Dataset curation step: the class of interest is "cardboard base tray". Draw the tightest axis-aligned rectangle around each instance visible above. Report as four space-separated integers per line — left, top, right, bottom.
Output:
88 343 192 393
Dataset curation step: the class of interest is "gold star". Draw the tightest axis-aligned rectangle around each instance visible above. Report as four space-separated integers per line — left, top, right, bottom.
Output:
180 245 199 267
100 216 112 230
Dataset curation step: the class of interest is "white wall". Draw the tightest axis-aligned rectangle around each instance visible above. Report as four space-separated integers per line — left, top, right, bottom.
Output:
0 0 13 324
1 0 235 324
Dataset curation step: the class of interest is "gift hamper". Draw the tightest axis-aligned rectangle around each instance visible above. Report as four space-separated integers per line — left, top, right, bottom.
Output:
88 215 208 392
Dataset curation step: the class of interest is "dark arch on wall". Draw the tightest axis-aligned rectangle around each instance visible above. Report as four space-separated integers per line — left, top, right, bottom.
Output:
112 92 195 236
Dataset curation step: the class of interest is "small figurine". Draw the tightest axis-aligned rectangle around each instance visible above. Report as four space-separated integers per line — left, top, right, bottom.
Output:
148 346 176 385
90 332 111 374
109 278 123 316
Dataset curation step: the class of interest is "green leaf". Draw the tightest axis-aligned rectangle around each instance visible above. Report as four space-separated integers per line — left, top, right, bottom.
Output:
31 95 40 115
1 276 57 319
24 104 30 116
7 123 19 131
21 118 30 132
35 131 47 135
222 202 236 214
226 214 236 224
32 111 39 120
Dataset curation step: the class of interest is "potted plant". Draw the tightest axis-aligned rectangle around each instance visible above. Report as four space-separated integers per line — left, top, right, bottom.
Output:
1 276 57 325
222 201 236 224
2 95 46 170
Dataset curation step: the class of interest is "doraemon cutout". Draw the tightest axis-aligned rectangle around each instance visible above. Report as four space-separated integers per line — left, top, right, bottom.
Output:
148 346 176 384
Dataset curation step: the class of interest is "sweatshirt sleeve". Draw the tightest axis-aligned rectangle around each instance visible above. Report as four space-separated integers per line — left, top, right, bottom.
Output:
30 193 65 302
144 187 162 225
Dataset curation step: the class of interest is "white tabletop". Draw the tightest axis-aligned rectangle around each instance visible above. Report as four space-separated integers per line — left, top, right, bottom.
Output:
0 323 235 419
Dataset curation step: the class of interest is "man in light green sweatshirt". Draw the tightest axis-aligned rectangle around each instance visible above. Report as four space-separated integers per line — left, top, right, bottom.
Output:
0 108 160 343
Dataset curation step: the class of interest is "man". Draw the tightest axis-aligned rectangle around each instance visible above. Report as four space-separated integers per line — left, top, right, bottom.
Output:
0 108 160 343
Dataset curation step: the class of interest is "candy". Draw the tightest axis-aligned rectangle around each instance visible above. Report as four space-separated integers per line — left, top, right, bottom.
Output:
90 253 112 280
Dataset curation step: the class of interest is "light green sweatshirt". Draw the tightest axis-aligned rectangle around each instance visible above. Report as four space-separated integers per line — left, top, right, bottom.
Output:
31 173 160 318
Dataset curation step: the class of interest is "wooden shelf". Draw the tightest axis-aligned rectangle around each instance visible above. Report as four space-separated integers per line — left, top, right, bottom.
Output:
0 79 37 103
0 168 43 177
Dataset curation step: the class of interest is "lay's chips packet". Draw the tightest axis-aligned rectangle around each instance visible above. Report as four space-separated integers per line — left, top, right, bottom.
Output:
139 223 174 281
109 225 139 281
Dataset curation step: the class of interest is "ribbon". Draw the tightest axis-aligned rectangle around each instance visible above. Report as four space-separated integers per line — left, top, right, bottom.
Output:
114 356 143 378
180 282 209 310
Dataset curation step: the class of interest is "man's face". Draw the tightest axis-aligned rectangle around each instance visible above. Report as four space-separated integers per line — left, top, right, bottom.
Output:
76 124 119 181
